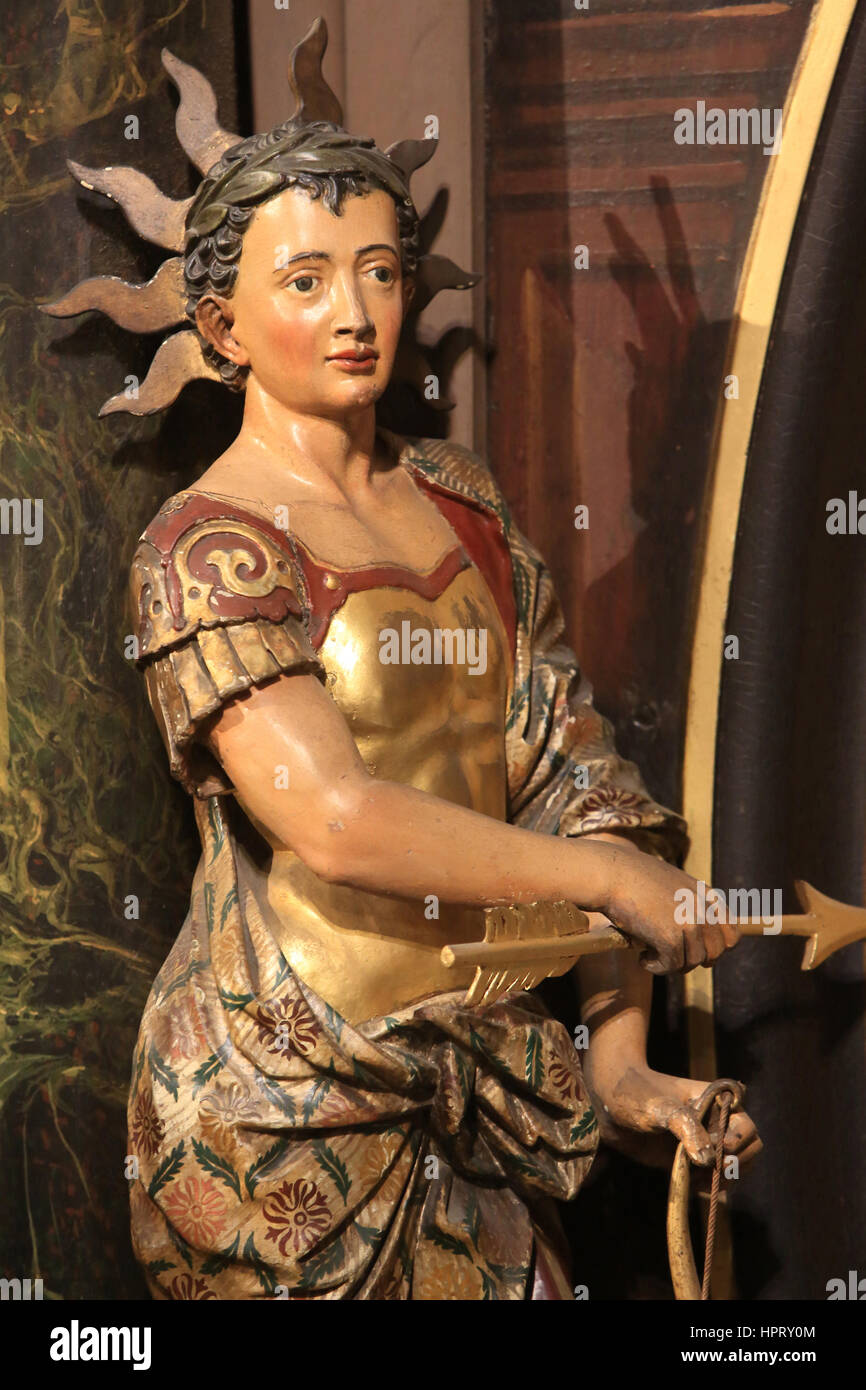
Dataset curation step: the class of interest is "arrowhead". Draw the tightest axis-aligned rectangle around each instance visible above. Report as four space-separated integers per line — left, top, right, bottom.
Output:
794 880 866 969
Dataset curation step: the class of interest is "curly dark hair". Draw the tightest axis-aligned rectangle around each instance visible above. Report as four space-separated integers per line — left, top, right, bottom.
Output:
182 119 421 390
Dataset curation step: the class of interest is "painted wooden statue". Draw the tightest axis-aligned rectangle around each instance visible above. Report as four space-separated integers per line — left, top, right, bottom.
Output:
46 18 758 1299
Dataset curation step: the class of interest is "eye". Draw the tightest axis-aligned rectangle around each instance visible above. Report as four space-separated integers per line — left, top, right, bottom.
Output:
288 275 318 293
368 265 395 285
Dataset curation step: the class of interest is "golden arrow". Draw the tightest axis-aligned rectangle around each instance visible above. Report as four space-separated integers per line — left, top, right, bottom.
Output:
441 880 866 1006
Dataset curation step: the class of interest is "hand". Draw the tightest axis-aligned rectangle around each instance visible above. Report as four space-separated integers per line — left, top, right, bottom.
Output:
585 1062 762 1180
600 847 740 974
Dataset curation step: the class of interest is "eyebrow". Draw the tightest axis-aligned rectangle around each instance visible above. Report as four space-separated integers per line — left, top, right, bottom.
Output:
274 243 399 271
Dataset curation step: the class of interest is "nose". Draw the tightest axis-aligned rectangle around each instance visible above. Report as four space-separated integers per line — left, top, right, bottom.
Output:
331 270 374 338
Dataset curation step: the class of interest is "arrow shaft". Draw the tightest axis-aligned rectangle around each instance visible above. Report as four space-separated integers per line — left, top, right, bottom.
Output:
441 912 825 971
441 883 866 993
738 914 816 937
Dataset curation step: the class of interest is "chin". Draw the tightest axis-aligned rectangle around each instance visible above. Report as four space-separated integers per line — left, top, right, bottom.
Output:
337 382 382 408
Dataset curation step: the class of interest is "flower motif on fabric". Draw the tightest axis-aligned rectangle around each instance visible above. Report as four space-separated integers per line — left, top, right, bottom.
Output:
577 787 645 833
164 999 208 1064
548 1057 581 1103
199 1080 261 1134
255 994 321 1056
359 1131 405 1204
130 1087 165 1160
315 1087 366 1128
415 1246 485 1300
168 1273 218 1300
162 1175 227 1247
263 1178 331 1256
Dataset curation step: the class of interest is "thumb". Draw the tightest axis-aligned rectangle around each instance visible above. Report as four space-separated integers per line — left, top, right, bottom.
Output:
664 1104 715 1166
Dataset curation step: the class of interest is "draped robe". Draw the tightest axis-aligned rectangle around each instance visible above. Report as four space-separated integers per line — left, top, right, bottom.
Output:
126 428 687 1300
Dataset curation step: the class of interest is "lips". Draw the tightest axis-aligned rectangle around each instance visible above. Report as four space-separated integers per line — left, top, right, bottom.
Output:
327 349 378 362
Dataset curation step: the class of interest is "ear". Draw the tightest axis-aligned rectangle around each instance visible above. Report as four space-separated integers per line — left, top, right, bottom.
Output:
195 295 250 368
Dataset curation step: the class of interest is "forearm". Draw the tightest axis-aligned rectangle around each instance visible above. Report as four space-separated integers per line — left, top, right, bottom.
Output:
578 948 652 1079
296 772 617 912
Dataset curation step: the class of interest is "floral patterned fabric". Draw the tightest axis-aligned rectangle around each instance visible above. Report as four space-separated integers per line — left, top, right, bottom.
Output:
127 431 688 1300
129 798 598 1299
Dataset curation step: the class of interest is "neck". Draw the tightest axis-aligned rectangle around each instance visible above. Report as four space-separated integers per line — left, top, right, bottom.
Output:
234 378 387 501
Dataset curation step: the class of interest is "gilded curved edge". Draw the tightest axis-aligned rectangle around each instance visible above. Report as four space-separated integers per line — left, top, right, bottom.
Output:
679 0 859 1300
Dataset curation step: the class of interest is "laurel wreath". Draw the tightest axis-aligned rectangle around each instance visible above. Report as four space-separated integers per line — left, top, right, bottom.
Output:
185 123 413 243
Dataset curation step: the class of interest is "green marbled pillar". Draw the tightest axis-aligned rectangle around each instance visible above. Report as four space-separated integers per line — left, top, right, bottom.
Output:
0 1 246 1297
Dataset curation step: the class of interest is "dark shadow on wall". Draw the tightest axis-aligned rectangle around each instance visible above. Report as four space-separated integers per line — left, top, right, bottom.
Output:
546 190 740 1302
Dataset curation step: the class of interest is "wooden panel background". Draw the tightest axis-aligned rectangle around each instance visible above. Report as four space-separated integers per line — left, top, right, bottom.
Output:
483 0 818 1296
484 0 814 809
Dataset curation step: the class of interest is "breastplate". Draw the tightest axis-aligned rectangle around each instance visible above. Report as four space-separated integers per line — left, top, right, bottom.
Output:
235 554 513 1023
324 563 508 809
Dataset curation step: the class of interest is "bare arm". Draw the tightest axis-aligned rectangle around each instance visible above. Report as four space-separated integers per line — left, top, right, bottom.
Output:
207 673 613 907
204 673 736 973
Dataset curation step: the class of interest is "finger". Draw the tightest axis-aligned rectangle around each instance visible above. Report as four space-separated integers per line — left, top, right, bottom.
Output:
723 1116 763 1171
641 954 666 975
699 921 728 965
702 888 738 958
697 1136 764 1191
715 891 742 947
665 1106 715 1166
722 1113 758 1153
729 1135 763 1170
683 925 707 972
640 940 682 974
691 884 741 964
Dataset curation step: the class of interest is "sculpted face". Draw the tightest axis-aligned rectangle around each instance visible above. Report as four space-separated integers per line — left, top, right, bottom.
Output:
197 185 413 418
